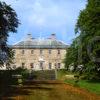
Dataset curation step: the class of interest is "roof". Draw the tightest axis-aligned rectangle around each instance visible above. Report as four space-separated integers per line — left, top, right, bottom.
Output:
11 34 68 49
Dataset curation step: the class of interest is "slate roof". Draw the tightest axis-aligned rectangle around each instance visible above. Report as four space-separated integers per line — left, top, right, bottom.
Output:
11 34 68 49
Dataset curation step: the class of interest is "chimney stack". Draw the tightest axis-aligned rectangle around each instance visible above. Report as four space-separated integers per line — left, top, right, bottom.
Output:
51 33 56 40
26 33 33 41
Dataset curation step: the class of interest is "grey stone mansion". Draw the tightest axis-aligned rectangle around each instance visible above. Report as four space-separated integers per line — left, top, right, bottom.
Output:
11 33 68 70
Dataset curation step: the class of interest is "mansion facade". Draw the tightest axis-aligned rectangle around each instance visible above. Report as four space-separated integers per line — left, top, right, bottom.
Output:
11 34 67 70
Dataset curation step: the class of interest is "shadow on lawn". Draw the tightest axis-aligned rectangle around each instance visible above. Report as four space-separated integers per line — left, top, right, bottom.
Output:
87 80 100 83
0 86 31 99
1 81 55 100
23 80 63 85
21 86 53 90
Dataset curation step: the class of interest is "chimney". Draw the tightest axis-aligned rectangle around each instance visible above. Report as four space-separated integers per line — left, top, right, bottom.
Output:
51 33 56 40
26 33 33 41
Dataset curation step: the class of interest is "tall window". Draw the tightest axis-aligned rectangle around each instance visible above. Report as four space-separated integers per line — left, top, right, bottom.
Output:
58 49 60 54
58 63 61 69
30 63 34 68
49 49 51 54
31 50 34 54
40 49 43 55
40 62 43 70
22 63 25 68
49 63 52 69
22 50 25 54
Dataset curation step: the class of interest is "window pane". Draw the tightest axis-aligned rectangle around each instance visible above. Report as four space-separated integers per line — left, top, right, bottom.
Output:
30 63 34 68
22 50 25 54
40 62 43 70
40 49 43 54
58 63 61 68
22 63 25 68
49 63 52 69
31 50 34 54
49 49 51 54
58 50 60 54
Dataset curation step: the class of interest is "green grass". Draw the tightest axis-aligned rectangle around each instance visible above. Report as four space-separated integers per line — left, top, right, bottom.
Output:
57 69 100 95
64 79 100 95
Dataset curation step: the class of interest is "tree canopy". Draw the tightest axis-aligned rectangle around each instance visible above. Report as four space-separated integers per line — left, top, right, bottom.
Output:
0 1 19 66
64 0 100 80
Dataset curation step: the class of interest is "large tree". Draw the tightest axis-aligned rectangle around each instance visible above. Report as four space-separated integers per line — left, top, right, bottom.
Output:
0 2 19 66
64 37 79 71
65 0 100 80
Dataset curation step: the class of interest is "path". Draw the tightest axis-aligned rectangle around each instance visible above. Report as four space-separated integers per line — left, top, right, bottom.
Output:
1 80 100 100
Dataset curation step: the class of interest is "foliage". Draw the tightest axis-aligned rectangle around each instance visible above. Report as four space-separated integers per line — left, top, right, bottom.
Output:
0 70 14 86
64 0 100 80
0 1 19 66
64 37 79 70
14 67 29 79
0 67 29 85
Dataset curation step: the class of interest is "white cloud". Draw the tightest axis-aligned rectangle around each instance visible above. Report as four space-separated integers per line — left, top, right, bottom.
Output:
2 0 86 44
2 0 86 29
26 1 68 28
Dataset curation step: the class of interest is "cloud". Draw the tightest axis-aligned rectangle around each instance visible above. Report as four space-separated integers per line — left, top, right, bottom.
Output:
26 1 71 29
2 0 85 28
2 0 86 28
2 0 86 44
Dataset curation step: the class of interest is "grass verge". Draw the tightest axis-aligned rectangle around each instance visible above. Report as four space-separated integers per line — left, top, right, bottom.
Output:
57 69 100 95
64 79 100 95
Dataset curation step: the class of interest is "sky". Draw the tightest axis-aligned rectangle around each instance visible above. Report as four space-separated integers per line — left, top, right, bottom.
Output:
1 0 87 45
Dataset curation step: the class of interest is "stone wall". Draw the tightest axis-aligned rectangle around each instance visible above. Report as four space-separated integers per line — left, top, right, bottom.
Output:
12 48 66 70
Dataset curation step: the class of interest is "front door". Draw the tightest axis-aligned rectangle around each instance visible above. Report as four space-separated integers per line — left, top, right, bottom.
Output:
40 62 43 70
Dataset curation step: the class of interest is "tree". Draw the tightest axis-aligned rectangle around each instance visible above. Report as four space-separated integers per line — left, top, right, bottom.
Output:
64 37 79 71
64 0 100 80
0 2 19 66
75 0 100 80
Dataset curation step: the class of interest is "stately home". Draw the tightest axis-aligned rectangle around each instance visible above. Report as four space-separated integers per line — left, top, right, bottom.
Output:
11 33 67 70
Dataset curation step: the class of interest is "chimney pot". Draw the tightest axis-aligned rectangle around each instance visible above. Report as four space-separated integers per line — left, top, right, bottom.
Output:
51 33 56 40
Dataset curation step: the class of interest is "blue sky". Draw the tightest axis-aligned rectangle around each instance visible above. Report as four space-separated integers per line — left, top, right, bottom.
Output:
2 0 87 45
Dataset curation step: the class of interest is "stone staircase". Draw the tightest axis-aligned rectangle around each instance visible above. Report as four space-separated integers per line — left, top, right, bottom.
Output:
29 70 56 80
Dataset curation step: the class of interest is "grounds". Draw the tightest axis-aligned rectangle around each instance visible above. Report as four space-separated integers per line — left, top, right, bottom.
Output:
1 80 100 100
0 70 100 100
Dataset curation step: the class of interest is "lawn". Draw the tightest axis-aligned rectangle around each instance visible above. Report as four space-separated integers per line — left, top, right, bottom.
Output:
1 70 100 100
64 79 100 95
1 80 98 100
57 69 100 95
